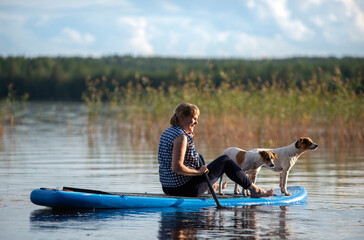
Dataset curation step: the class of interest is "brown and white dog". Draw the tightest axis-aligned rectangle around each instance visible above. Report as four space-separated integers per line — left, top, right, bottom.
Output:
251 137 318 196
219 147 278 195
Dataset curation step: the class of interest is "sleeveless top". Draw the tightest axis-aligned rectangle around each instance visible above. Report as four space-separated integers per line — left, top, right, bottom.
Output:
158 126 200 187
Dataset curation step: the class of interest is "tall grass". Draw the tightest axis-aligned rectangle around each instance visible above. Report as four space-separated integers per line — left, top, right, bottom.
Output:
0 83 29 135
82 68 364 149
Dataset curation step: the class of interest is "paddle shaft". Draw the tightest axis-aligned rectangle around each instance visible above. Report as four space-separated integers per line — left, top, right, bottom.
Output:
199 155 223 208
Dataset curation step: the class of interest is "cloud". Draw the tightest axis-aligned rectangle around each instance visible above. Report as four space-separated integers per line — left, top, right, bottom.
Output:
339 0 364 41
53 27 95 45
310 16 324 27
263 0 314 41
35 15 51 26
160 20 303 58
232 33 302 58
307 0 364 44
300 0 323 10
246 0 256 9
328 13 338 22
117 17 154 55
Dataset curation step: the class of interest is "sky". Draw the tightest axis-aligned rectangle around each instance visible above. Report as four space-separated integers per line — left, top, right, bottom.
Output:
0 0 364 59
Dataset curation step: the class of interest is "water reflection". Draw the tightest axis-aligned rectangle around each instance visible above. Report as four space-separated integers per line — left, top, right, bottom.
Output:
2 102 363 239
30 205 291 239
158 205 293 239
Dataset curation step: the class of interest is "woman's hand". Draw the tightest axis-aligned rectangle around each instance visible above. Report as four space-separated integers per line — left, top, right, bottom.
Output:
198 165 209 175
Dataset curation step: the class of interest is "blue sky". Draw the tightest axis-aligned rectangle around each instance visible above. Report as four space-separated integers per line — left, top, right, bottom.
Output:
1 0 364 58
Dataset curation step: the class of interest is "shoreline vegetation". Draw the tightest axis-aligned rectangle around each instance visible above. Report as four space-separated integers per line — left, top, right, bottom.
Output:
81 71 363 149
1 56 363 148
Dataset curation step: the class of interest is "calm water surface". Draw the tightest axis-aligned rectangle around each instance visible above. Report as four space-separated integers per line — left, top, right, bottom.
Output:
0 102 363 239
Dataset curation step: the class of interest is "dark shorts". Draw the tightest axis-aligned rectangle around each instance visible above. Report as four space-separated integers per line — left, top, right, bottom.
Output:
162 155 252 197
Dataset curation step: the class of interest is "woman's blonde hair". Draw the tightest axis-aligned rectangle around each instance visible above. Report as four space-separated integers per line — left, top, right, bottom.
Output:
170 103 200 126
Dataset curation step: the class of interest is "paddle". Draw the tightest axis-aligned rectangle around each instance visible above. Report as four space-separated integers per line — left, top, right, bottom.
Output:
199 154 223 208
63 186 115 195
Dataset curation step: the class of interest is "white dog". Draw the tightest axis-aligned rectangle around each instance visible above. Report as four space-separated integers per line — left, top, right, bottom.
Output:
219 148 277 195
251 137 318 196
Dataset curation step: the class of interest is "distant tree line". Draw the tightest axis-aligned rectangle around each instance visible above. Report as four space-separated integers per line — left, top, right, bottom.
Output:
0 56 363 101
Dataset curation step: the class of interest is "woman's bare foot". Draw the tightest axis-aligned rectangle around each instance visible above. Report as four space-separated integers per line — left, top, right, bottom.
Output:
248 184 274 198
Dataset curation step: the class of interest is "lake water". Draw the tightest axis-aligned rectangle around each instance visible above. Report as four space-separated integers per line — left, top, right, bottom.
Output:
0 102 363 239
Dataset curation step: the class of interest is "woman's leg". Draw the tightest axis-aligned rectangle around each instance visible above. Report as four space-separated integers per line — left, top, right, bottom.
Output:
207 155 273 198
163 155 272 197
163 155 249 197
162 176 206 197
207 155 252 189
189 154 256 196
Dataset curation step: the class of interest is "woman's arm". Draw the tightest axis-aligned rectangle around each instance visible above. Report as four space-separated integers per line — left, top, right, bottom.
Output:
171 134 208 176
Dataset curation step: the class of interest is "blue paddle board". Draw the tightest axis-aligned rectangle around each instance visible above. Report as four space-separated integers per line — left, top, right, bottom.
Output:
30 185 307 209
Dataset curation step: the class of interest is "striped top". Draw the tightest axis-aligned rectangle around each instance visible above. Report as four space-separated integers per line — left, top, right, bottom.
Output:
158 126 200 187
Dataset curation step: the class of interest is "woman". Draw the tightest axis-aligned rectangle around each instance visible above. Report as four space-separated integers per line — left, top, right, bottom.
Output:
158 102 273 197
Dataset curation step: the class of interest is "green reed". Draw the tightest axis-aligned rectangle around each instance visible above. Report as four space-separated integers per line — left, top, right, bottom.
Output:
82 69 364 148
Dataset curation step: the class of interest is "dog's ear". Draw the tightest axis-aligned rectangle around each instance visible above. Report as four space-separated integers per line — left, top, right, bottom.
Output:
258 151 267 159
272 152 278 159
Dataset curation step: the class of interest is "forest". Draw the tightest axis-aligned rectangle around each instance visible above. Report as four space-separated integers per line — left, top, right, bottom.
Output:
1 56 363 101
